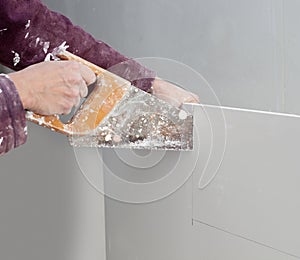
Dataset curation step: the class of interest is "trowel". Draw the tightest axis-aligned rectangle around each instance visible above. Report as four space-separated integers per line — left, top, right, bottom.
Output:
26 51 193 150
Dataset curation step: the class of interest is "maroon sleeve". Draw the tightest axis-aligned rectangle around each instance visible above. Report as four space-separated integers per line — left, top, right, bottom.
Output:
0 0 155 92
0 74 27 155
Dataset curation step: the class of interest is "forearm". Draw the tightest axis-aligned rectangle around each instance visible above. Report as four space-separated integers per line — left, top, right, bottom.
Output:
0 74 27 155
0 0 155 91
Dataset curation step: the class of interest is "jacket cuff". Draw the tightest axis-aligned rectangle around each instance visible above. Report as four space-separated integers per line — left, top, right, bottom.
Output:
0 74 27 154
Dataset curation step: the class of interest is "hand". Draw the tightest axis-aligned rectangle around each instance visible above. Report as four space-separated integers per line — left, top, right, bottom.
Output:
9 61 96 115
151 78 199 107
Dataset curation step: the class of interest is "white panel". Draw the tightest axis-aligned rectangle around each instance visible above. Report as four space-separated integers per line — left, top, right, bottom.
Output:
193 104 300 257
192 221 299 260
104 179 194 260
284 0 300 114
0 124 106 260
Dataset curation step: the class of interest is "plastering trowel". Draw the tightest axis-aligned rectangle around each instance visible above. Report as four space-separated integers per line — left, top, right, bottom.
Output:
26 51 193 150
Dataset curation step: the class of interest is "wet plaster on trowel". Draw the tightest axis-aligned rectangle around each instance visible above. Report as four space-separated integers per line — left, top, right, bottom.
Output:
70 85 193 150
44 41 69 61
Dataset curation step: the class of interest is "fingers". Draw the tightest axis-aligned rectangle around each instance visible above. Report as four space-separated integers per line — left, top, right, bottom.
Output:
74 63 95 98
183 92 200 104
74 95 81 108
79 63 97 87
78 78 88 98
60 62 94 114
63 61 94 98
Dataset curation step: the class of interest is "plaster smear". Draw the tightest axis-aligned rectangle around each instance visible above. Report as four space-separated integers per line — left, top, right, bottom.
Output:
25 20 30 29
45 41 69 61
0 74 9 79
11 51 20 66
52 41 69 56
43 41 50 54
0 137 3 146
35 37 40 47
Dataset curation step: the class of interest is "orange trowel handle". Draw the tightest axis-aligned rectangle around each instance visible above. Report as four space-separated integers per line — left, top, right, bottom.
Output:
26 51 128 135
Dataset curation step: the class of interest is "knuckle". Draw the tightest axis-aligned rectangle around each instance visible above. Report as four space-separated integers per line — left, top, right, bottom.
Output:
67 61 80 71
63 62 82 86
64 76 81 86
63 87 79 98
61 100 72 110
70 88 80 97
62 109 71 115
81 86 88 98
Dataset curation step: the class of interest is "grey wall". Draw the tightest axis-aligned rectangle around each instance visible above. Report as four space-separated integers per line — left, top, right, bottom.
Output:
0 125 106 260
4 0 300 112
2 0 300 260
44 0 300 115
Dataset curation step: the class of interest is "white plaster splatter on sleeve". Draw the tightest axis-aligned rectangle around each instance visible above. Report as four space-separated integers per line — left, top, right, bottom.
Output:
43 42 50 54
44 41 69 61
0 28 7 32
0 89 2 94
0 137 3 146
44 53 60 61
25 20 31 29
25 32 29 39
52 41 69 57
11 51 20 66
44 53 53 61
35 37 40 47
0 73 10 79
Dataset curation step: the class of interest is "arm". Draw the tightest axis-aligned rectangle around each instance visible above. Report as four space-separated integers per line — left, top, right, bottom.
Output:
0 0 155 92
0 74 27 155
0 0 198 102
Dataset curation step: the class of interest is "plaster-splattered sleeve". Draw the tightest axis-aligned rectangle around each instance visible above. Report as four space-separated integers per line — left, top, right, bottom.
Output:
0 0 155 92
0 74 27 155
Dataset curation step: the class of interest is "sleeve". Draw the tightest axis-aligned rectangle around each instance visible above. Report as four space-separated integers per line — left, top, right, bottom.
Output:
0 74 27 155
0 0 155 92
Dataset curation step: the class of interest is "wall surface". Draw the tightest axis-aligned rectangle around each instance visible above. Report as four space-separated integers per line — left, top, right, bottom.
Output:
2 0 300 260
43 0 300 115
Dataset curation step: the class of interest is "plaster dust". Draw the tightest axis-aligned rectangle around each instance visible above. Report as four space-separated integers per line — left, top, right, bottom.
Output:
69 84 193 151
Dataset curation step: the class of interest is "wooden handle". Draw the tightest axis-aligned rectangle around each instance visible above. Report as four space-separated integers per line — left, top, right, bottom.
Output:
26 50 130 135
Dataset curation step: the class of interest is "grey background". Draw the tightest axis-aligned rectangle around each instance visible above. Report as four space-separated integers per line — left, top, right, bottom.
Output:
43 0 300 115
1 0 300 260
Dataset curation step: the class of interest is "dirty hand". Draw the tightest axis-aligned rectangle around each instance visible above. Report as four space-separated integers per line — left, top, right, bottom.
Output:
9 61 96 115
151 78 199 107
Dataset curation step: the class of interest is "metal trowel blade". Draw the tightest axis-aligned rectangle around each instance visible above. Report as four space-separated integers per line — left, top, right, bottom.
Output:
68 83 193 151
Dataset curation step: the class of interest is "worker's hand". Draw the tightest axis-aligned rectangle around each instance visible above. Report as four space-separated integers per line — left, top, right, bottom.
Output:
151 78 199 107
9 61 96 115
